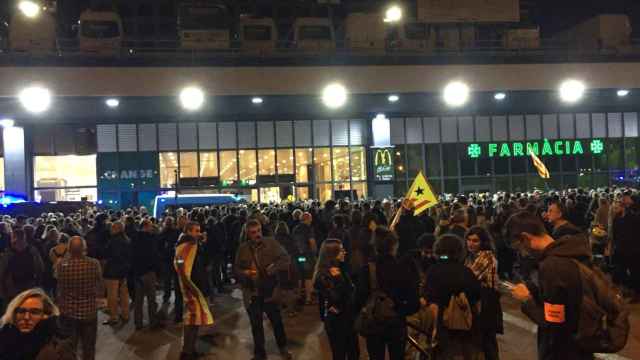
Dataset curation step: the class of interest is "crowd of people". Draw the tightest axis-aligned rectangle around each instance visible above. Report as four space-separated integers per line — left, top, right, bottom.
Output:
0 186 635 360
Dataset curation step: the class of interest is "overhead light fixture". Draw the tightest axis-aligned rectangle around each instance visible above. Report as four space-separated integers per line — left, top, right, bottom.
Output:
388 94 399 103
105 98 119 108
384 5 403 23
0 119 15 128
18 1 40 18
251 97 263 104
19 86 51 113
494 92 506 101
443 81 470 107
322 83 348 109
617 89 630 97
180 86 205 111
559 79 585 103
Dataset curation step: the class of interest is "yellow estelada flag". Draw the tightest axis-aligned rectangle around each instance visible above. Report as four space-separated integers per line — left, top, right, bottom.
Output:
529 151 551 179
406 171 439 216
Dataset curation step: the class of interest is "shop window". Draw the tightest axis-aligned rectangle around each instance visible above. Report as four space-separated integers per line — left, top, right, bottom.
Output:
296 148 312 183
352 182 367 200
316 183 332 202
394 147 406 181
442 144 458 177
332 147 350 182
295 186 309 200
199 151 218 180
314 148 332 183
350 147 366 181
179 152 197 179
258 150 276 176
607 139 624 172
159 152 178 188
219 151 238 182
495 177 510 192
511 158 526 174
407 144 423 178
277 149 294 181
34 155 97 188
624 138 638 171
239 150 257 184
425 144 441 178
35 188 97 202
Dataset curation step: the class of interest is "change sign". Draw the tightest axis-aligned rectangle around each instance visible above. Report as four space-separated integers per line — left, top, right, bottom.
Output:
374 148 394 181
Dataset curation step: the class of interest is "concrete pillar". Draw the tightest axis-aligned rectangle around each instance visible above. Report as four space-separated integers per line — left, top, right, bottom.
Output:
2 127 30 199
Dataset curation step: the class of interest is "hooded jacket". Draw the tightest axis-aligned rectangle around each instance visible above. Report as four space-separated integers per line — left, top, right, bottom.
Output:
521 234 593 360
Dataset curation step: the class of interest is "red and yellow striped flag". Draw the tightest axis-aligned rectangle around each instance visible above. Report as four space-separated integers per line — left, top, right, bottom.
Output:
530 151 550 179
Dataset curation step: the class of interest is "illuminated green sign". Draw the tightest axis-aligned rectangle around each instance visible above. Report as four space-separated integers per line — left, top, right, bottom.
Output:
466 139 605 159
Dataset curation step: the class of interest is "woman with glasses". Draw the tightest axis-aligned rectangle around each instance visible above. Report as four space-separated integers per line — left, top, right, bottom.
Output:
0 288 75 359
313 238 359 360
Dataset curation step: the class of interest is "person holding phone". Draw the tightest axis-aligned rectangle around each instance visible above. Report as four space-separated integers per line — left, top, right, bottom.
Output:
235 219 293 360
313 238 359 360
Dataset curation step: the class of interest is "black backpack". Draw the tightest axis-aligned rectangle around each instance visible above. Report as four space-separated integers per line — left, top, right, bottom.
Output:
355 262 398 336
572 259 630 353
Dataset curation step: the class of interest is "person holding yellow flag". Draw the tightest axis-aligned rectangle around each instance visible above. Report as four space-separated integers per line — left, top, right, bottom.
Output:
390 172 439 256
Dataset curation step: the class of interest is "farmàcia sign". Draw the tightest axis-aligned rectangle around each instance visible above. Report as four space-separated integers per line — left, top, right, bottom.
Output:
466 139 605 159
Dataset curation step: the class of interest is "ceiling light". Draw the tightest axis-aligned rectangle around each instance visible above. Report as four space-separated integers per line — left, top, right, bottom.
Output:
559 79 585 103
322 83 348 109
443 81 470 107
18 1 40 18
180 86 205 111
251 97 263 104
617 89 630 97
19 86 51 113
388 94 399 103
384 5 403 23
494 92 506 101
105 98 119 108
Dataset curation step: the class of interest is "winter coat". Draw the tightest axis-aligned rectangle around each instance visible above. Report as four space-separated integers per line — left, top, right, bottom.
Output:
103 233 132 280
314 264 356 322
0 317 75 360
0 246 44 300
521 235 594 360
132 231 160 277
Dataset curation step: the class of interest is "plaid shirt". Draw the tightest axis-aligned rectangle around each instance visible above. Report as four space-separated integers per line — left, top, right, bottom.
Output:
55 256 102 320
465 250 498 290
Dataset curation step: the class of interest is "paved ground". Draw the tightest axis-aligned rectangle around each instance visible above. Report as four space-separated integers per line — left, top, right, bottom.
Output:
94 289 640 360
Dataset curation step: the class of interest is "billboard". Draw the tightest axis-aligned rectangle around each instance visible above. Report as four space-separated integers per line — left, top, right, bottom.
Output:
417 0 520 23
373 148 394 181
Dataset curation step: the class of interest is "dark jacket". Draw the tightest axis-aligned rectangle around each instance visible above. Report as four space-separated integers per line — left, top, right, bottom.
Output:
424 259 482 319
612 211 640 255
395 213 427 256
0 245 44 300
159 228 181 262
291 223 315 255
314 264 355 322
551 221 582 240
0 317 75 360
132 231 160 277
521 235 593 360
103 233 132 280
234 237 291 307
448 225 467 240
355 255 420 319
85 226 109 260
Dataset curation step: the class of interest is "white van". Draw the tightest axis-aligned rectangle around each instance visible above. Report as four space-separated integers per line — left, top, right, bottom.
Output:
178 2 230 50
79 10 123 56
293 17 335 53
238 17 277 53
9 9 57 54
344 13 386 52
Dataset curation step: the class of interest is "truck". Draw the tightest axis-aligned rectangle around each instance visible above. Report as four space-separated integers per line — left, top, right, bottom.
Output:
552 14 632 53
78 9 123 56
178 1 230 50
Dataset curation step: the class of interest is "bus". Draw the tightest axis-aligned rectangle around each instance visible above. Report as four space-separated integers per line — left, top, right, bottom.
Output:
178 1 230 50
78 9 123 56
153 193 241 218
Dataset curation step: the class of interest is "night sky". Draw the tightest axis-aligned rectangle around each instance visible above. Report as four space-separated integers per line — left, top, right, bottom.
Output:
2 0 640 38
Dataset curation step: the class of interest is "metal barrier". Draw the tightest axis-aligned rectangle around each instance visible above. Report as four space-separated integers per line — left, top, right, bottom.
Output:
2 37 640 65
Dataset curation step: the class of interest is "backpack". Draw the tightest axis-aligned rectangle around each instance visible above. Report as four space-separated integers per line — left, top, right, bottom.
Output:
442 292 473 331
355 262 398 336
571 259 630 353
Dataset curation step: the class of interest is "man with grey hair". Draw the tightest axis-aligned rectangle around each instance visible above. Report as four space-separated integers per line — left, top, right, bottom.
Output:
56 236 102 360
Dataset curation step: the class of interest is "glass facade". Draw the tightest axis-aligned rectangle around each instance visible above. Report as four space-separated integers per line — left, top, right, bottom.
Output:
33 155 97 201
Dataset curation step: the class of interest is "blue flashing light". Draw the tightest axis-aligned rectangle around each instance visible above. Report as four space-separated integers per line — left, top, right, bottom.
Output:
0 195 26 207
108 200 114 204
97 200 104 205
160 198 166 203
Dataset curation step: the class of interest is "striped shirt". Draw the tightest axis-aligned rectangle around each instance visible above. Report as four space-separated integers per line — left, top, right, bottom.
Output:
56 256 103 320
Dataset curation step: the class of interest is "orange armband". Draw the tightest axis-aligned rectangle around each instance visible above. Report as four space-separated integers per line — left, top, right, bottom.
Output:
544 302 566 324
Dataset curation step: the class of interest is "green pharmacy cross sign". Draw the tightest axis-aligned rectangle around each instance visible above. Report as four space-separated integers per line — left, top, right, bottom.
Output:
466 139 605 159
